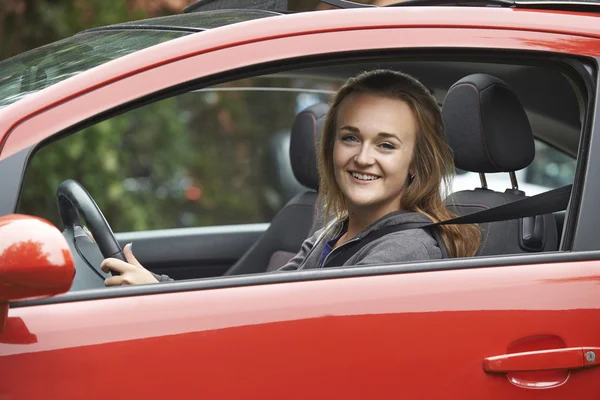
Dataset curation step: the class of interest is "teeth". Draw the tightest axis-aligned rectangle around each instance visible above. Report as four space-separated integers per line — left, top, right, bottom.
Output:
351 172 378 181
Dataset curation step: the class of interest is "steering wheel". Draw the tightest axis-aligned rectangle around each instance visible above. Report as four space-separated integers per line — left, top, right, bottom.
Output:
57 179 125 290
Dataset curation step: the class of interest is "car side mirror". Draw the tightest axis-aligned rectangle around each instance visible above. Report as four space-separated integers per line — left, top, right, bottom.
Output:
0 214 74 333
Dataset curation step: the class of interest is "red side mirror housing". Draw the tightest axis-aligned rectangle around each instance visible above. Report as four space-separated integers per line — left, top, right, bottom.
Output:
0 214 74 331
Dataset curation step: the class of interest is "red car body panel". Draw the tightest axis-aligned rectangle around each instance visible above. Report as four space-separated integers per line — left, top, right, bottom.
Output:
2 261 600 398
1 5 600 399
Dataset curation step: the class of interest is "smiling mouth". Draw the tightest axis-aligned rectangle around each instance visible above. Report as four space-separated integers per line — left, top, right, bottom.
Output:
349 171 380 181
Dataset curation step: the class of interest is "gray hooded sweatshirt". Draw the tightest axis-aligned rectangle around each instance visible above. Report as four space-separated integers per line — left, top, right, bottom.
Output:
279 210 444 271
152 211 444 282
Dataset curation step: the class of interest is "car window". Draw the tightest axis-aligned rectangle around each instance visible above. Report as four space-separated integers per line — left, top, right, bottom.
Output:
18 76 338 232
450 140 576 195
0 30 189 109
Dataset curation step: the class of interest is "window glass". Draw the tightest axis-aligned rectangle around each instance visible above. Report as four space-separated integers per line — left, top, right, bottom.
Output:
0 30 189 109
18 76 339 232
450 140 576 195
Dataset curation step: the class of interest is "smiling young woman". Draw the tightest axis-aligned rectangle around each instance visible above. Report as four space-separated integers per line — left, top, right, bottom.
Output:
316 69 481 262
101 69 481 285
332 93 418 238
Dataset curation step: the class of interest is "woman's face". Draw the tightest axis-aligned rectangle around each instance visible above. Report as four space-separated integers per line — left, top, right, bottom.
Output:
333 92 418 217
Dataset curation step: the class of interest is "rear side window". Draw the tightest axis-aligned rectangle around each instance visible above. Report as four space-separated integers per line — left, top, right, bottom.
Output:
451 140 576 195
18 76 338 232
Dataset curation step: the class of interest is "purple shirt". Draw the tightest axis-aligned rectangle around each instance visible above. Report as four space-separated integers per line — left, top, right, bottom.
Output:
318 229 347 268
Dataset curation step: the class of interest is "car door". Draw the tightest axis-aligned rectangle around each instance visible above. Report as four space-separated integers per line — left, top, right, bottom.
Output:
2 255 600 399
2 11 600 399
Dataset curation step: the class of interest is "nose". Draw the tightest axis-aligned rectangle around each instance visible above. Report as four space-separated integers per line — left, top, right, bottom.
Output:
354 143 375 166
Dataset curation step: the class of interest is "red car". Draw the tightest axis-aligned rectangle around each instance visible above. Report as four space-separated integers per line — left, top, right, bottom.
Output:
1 0 600 398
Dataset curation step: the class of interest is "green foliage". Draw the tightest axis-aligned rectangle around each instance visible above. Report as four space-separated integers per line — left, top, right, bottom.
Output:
19 81 328 232
1 0 148 61
21 97 188 232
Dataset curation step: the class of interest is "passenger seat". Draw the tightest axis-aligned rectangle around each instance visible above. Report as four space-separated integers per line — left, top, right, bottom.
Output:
442 73 559 255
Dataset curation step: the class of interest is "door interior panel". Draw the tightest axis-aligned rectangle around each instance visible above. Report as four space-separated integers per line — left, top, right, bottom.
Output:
115 224 269 279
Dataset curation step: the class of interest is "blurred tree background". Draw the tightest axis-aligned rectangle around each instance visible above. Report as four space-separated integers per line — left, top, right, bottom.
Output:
0 0 385 232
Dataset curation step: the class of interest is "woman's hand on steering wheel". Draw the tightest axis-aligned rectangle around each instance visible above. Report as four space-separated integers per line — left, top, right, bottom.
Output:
101 244 159 286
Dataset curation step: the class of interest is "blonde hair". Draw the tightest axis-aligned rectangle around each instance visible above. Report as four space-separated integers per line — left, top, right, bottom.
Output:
317 69 480 258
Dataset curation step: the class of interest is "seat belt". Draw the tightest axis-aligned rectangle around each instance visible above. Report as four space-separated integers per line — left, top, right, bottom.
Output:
324 184 572 268
434 184 572 226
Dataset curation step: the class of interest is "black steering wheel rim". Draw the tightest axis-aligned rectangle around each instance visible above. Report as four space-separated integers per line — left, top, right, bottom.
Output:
57 179 126 263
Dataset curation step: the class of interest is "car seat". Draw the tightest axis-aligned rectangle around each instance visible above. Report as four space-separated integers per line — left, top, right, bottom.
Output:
442 73 559 255
224 103 328 275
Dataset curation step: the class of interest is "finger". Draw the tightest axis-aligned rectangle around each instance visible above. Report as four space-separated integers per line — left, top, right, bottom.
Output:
83 226 95 243
123 243 143 268
101 258 134 274
104 275 125 286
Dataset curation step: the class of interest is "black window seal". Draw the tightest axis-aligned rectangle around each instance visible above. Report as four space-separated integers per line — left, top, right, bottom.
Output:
321 0 600 13
569 57 600 251
556 57 597 251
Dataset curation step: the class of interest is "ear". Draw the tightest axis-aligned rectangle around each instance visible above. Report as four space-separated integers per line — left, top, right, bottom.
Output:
408 158 416 176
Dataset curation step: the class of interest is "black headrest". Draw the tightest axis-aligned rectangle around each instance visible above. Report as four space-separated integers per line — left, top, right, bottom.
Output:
290 103 329 190
443 73 535 173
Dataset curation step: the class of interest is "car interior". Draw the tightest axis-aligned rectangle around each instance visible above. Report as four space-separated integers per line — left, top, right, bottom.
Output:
16 54 587 291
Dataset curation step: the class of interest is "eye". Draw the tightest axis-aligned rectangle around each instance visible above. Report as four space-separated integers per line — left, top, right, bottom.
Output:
341 134 359 143
379 142 396 150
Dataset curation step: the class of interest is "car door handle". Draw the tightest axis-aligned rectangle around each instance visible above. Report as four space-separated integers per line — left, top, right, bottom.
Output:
483 347 600 373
